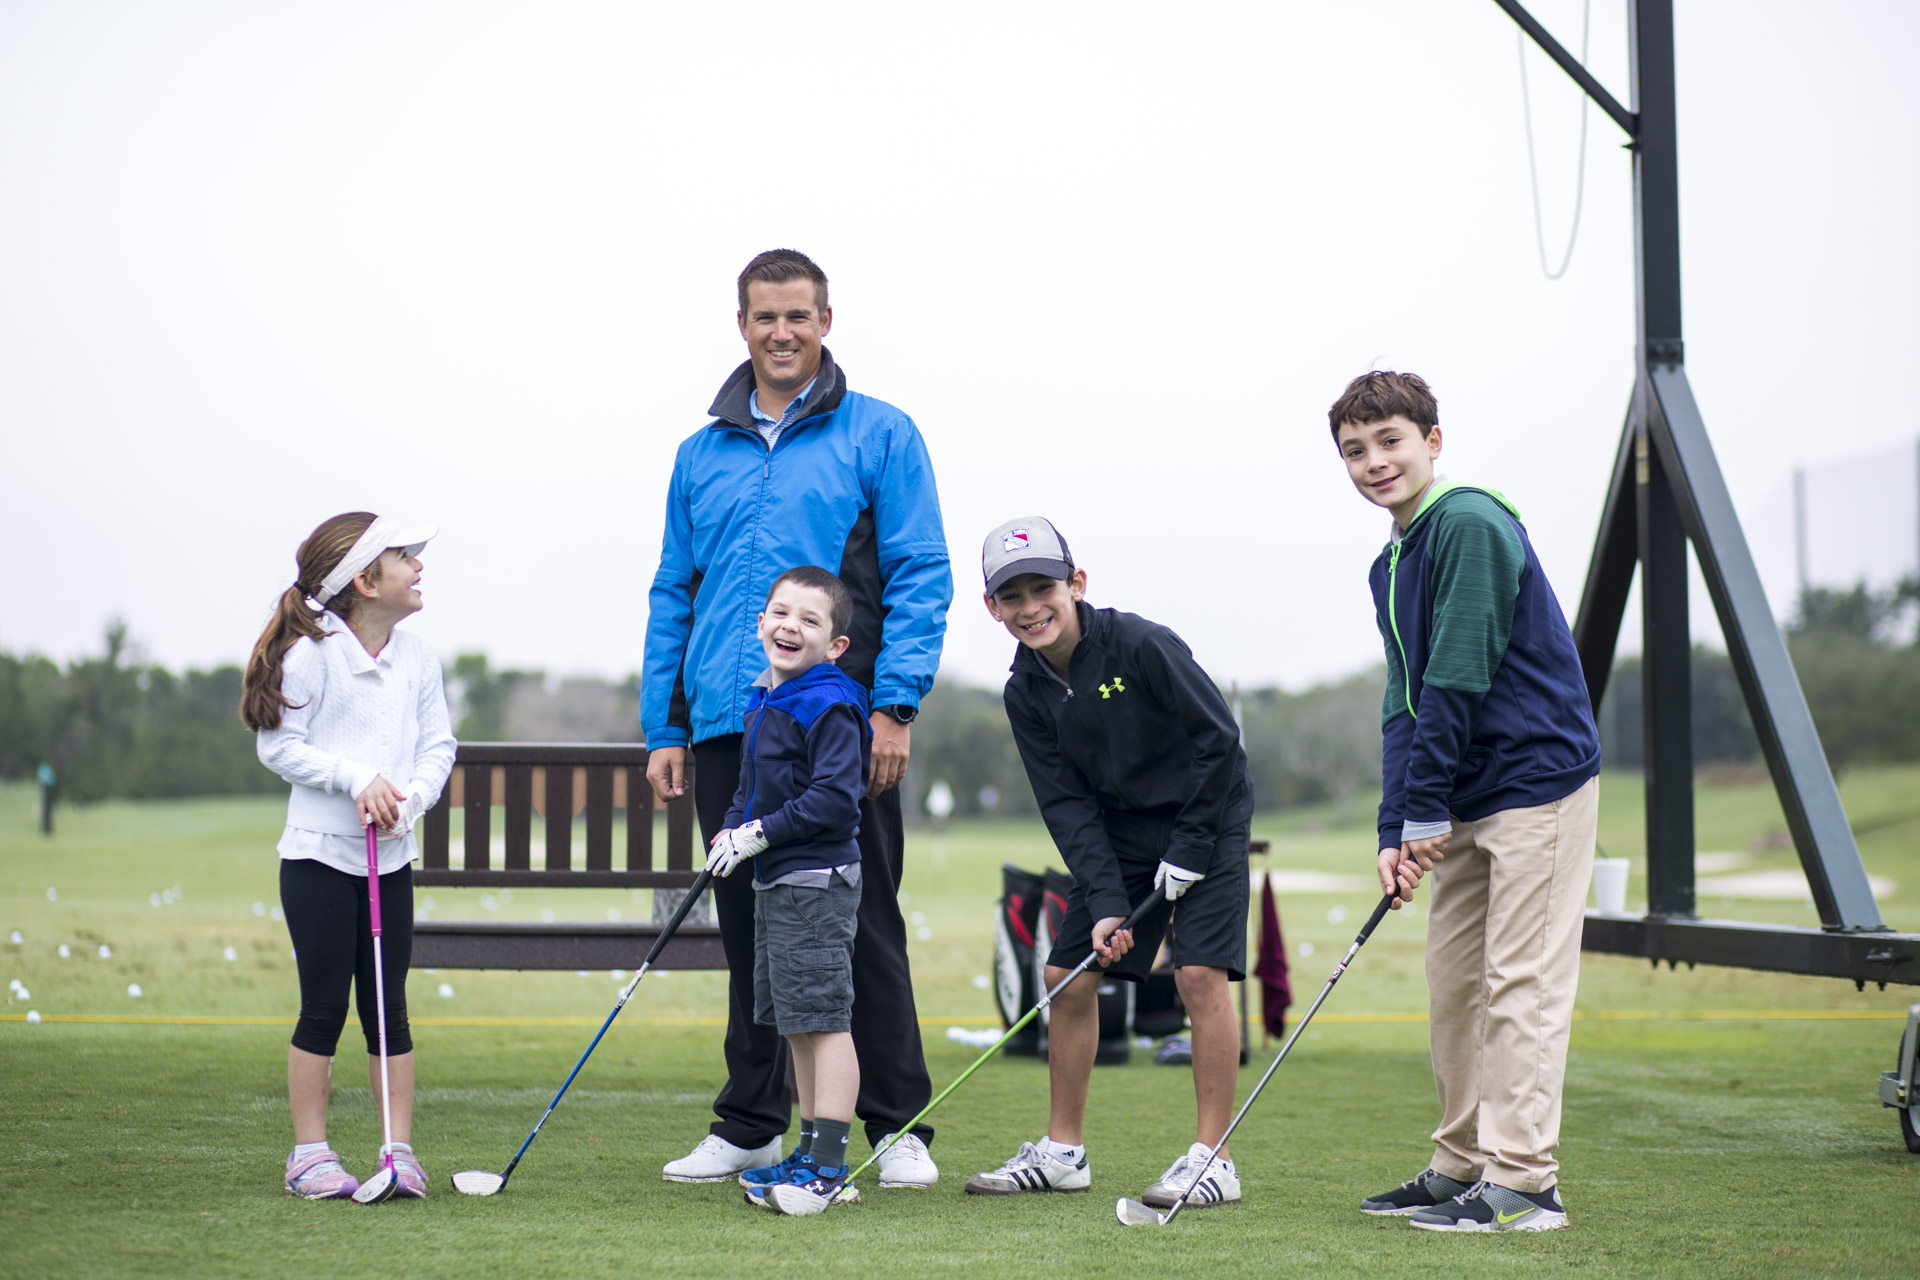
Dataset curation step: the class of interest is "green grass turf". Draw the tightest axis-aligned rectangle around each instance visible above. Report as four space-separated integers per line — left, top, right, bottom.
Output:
3 773 1918 1278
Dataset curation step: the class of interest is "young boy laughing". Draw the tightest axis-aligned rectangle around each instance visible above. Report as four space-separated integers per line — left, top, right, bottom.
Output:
967 517 1255 1211
704 565 873 1216
1332 371 1600 1233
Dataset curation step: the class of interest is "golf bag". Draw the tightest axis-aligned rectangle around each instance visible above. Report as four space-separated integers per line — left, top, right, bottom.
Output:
1034 869 1134 1065
993 863 1046 1056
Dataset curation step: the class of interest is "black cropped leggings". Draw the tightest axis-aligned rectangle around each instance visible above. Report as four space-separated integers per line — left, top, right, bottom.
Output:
280 857 414 1058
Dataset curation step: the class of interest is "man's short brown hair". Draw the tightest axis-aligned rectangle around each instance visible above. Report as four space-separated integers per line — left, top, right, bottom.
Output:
737 249 829 315
1328 371 1439 440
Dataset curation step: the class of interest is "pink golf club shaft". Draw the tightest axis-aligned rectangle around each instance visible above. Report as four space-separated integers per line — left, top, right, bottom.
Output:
365 826 396 1182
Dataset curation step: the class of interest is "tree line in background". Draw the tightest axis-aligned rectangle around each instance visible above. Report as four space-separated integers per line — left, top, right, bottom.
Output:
4 581 1917 813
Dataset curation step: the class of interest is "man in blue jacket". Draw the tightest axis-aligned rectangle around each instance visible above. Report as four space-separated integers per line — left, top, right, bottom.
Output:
642 249 952 1189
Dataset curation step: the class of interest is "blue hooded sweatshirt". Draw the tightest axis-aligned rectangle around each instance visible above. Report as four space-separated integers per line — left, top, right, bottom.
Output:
723 662 872 881
1371 481 1600 851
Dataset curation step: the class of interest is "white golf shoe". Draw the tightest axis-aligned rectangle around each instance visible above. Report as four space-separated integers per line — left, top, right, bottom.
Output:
875 1132 939 1188
963 1139 1091 1195
1140 1142 1241 1209
662 1134 783 1183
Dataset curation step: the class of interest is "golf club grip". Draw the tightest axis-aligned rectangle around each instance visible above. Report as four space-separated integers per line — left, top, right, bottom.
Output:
642 868 715 967
364 826 383 936
1355 892 1394 944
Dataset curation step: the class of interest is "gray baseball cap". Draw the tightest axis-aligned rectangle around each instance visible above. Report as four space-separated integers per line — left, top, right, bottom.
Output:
982 516 1075 595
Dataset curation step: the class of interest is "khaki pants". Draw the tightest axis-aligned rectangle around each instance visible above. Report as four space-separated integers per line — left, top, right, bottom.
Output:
1424 775 1598 1193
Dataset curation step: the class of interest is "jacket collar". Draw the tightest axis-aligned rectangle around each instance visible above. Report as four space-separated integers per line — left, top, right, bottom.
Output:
319 609 387 674
1388 477 1522 544
707 347 848 432
750 660 870 711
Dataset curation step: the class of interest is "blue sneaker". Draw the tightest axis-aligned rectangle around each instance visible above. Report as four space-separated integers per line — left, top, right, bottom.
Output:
738 1150 809 1190
765 1161 856 1216
742 1155 861 1210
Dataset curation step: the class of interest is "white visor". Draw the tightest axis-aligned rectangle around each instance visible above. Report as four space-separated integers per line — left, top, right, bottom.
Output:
314 515 437 604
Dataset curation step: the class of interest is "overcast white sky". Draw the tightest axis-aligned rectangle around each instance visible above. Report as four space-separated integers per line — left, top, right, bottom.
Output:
3 2 1916 695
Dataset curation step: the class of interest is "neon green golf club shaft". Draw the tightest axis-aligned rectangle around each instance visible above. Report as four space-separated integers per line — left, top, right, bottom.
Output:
833 895 1158 1198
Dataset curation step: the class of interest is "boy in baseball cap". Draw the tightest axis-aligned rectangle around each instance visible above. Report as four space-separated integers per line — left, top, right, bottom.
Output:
966 517 1255 1210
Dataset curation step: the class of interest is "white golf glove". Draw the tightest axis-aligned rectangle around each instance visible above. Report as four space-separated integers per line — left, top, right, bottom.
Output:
1154 860 1205 902
705 819 770 877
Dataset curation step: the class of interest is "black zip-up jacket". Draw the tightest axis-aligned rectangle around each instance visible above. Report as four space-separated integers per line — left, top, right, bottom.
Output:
1003 602 1254 923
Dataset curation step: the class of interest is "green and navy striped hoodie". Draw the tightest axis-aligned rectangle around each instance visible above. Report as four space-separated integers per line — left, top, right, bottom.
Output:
1370 479 1600 853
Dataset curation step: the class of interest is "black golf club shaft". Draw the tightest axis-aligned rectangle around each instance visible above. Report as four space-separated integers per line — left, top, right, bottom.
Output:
1154 891 1395 1224
836 894 1161 1195
491 867 717 1186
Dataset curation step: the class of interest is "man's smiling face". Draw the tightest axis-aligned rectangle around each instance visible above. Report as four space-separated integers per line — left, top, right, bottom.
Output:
738 277 830 401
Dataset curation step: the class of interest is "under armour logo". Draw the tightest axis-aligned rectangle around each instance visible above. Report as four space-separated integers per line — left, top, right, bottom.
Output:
1099 678 1126 699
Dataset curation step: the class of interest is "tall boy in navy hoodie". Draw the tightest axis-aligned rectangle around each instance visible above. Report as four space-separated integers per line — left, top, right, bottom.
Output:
1332 371 1600 1233
704 565 872 1216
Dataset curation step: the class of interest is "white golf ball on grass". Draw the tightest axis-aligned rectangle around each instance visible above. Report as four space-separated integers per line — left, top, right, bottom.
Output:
127 984 142 998
26 1010 40 1024
438 983 455 998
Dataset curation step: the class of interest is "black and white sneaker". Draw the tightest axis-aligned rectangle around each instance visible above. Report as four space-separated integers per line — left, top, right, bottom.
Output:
1409 1180 1569 1232
1360 1167 1472 1216
1140 1142 1240 1209
963 1140 1091 1195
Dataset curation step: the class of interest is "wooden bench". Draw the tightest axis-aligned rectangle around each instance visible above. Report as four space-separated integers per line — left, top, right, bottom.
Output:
411 743 725 970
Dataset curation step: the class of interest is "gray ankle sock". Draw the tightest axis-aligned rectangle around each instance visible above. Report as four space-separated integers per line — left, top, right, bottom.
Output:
812 1119 851 1171
795 1120 815 1159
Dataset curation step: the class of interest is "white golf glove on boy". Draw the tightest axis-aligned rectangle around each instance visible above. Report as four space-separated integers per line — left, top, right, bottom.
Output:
705 820 770 877
1154 860 1205 901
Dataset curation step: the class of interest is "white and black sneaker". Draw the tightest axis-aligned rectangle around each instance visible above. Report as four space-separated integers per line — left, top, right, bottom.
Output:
1141 1142 1241 1209
963 1139 1091 1195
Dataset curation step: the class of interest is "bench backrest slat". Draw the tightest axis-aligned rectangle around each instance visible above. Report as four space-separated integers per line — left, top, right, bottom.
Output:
417 742 697 888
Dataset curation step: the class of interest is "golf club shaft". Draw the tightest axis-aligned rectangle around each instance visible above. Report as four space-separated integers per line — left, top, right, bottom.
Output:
835 895 1160 1194
494 868 717 1184
1157 892 1394 1224
365 828 397 1169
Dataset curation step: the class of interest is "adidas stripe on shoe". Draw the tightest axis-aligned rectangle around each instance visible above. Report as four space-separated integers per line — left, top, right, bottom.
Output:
963 1140 1091 1195
1408 1180 1569 1232
1140 1142 1241 1210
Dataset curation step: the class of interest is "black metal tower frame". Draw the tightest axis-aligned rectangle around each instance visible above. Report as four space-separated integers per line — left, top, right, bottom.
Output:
1493 0 1916 987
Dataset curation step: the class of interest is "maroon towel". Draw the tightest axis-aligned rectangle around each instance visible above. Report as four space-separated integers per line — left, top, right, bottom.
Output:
1255 871 1292 1040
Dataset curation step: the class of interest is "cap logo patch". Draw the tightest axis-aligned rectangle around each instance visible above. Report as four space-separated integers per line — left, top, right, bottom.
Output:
1003 530 1030 553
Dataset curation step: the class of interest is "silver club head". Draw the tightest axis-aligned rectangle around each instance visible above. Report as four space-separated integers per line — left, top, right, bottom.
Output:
451 1170 507 1196
1115 1196 1168 1226
351 1163 400 1205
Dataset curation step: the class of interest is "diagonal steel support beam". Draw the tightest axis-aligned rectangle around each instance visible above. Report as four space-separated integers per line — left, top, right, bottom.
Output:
1572 402 1639 712
1491 0 1639 137
1644 364 1885 932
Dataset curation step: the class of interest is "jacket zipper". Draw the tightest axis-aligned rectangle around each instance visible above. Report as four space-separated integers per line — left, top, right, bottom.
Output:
1387 539 1416 720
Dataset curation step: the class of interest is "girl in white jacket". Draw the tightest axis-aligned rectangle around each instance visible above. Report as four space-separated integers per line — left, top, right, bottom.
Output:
242 512 455 1200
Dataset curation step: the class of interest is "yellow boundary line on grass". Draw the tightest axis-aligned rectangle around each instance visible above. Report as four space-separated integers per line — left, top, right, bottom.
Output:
0 1009 1907 1028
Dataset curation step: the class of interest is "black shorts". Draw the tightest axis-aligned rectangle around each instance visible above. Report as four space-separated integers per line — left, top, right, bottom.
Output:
1045 811 1250 983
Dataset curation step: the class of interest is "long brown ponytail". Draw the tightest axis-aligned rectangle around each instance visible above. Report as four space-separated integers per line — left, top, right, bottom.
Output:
240 512 379 731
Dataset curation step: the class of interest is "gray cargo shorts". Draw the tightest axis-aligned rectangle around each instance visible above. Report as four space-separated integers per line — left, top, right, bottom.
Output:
752 877 861 1036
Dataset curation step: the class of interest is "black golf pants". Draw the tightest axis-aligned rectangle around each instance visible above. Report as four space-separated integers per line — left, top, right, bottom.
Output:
695 733 934 1150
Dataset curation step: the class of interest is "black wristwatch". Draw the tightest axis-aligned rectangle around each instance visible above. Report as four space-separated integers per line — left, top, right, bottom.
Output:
877 704 918 725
